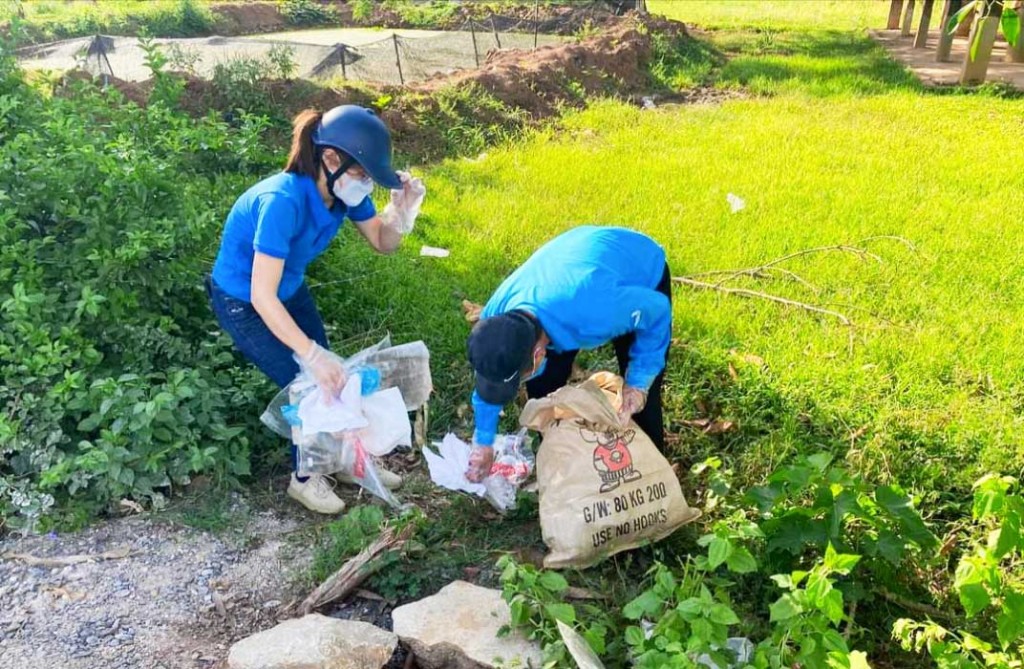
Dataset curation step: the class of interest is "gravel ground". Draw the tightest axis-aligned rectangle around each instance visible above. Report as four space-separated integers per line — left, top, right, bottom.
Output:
0 492 314 669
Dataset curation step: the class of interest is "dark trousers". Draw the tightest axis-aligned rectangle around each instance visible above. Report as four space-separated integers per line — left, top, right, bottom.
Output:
525 264 672 450
207 277 329 473
206 277 329 389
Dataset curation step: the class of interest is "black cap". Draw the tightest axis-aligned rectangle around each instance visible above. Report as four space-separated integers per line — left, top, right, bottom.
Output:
468 311 539 404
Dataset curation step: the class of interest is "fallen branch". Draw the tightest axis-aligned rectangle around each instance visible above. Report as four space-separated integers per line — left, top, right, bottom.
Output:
712 244 883 289
2 546 134 567
876 587 955 622
672 277 854 326
299 522 415 615
687 267 821 293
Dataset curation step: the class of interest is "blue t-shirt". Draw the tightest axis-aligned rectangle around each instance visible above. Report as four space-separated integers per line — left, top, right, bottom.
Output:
211 172 376 302
473 226 671 446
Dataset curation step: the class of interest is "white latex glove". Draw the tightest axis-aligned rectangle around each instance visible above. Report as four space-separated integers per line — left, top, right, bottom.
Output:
301 341 347 402
618 385 647 426
465 444 495 483
380 170 426 234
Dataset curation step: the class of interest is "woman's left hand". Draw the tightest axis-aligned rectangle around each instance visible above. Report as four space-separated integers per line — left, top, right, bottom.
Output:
382 170 426 234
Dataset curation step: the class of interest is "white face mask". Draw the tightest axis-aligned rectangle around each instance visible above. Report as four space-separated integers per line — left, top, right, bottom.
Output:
333 173 374 207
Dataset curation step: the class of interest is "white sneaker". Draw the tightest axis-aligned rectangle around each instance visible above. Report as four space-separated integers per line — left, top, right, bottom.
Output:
287 474 346 514
338 463 403 490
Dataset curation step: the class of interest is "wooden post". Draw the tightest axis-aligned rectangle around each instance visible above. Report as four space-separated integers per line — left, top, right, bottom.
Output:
534 0 539 49
901 0 917 36
392 33 404 85
470 21 480 67
888 0 905 29
960 0 1003 85
914 0 935 47
936 0 962 61
491 17 501 49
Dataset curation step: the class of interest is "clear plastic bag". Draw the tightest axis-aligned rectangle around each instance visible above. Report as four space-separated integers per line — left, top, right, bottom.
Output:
482 428 535 513
259 337 429 508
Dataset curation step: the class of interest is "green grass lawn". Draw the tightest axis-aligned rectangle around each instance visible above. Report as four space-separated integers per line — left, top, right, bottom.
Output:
312 1 1024 504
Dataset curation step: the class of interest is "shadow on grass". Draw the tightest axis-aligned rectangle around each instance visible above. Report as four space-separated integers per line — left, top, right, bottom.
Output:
710 28 922 95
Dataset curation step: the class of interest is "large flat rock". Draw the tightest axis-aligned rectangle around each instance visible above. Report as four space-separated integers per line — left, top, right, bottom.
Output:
227 613 397 669
392 580 543 669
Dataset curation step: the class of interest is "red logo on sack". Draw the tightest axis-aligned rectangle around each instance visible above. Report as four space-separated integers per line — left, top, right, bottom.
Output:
580 425 642 493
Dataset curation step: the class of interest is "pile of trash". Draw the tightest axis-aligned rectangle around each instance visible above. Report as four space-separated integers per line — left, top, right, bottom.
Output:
261 337 432 508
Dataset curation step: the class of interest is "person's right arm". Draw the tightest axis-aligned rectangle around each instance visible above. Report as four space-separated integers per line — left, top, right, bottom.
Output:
250 252 315 357
249 195 345 395
466 390 502 482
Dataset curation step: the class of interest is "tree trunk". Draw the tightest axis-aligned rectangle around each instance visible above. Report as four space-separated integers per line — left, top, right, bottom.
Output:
960 0 1003 85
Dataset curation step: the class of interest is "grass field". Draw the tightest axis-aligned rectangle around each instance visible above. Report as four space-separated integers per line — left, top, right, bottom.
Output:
311 1 1024 504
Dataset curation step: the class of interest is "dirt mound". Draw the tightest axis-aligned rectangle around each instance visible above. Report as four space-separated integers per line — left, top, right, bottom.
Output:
55 14 693 163
210 2 288 35
410 14 686 117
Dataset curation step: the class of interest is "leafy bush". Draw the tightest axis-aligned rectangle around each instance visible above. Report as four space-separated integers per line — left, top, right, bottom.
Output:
0 42 278 530
280 0 336 27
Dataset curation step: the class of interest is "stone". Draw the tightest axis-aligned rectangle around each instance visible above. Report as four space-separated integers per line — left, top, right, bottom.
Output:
227 614 396 669
392 580 543 669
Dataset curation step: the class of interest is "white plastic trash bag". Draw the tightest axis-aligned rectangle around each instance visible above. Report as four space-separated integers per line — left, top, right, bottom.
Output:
259 337 429 508
424 431 534 512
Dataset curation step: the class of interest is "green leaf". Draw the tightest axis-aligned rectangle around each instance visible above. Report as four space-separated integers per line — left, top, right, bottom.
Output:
971 24 982 62
770 574 794 589
707 536 734 570
676 597 703 618
876 485 938 549
544 602 576 625
624 590 662 620
807 452 833 472
509 598 529 626
875 529 906 566
538 571 569 593
708 603 740 625
625 625 646 647
1000 591 1024 648
848 651 872 669
997 612 1022 650
959 583 992 617
973 475 1012 519
725 546 758 574
1002 8 1020 47
993 512 1020 559
824 543 861 575
946 0 981 35
806 571 833 606
822 588 845 625
769 594 802 622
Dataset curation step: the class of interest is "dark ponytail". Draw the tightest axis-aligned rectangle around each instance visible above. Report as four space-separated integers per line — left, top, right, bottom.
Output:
284 109 323 178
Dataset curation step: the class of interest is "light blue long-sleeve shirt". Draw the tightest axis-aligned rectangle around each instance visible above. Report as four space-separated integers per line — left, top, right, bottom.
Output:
472 226 670 446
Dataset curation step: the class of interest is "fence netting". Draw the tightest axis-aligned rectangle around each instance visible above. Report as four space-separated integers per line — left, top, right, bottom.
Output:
14 15 575 85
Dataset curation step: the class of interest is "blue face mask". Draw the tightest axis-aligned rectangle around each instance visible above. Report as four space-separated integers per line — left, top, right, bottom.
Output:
523 355 548 382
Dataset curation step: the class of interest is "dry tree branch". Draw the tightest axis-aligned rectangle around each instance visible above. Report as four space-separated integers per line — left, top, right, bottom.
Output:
673 277 854 326
688 267 821 293
298 522 415 615
712 244 883 289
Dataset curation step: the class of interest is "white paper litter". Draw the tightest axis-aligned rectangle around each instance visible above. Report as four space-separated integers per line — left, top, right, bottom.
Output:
641 96 656 109
359 387 412 456
557 620 606 669
420 245 450 258
726 193 746 213
696 637 755 669
424 433 487 496
297 373 368 436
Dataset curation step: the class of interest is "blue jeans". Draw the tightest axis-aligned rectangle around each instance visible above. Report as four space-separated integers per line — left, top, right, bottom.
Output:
206 276 329 388
207 277 329 474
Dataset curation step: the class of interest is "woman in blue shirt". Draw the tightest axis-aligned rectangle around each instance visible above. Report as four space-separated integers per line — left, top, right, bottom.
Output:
208 105 425 514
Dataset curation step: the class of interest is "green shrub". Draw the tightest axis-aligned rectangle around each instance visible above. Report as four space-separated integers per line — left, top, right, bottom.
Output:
0 43 278 530
280 0 336 27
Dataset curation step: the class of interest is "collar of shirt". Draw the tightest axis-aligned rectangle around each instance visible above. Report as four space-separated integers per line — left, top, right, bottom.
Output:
302 175 347 230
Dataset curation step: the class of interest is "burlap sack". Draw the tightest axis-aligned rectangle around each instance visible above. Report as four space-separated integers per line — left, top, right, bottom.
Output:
520 372 700 569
